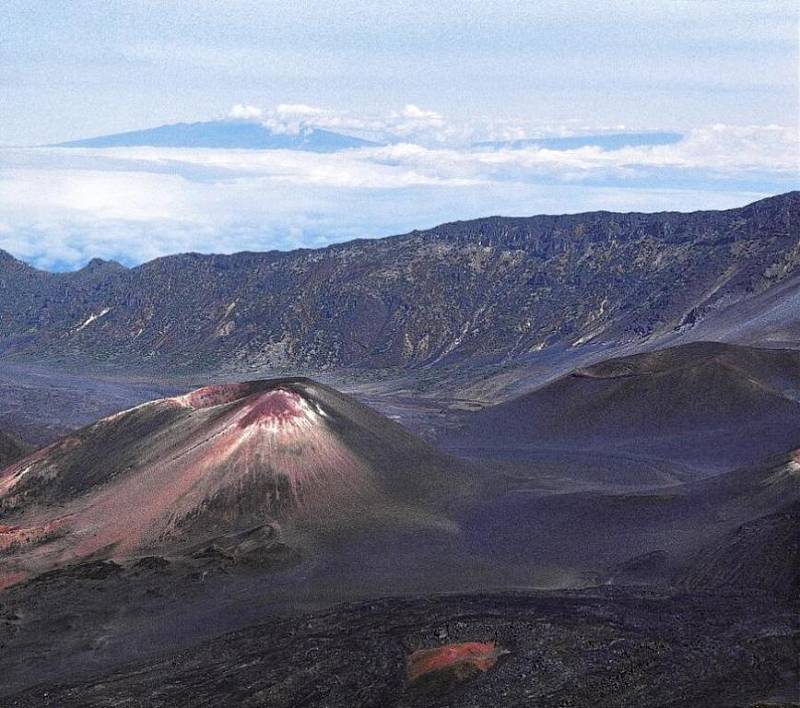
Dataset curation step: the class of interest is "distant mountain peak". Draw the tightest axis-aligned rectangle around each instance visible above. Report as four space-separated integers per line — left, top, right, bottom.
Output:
79 257 127 273
54 119 380 152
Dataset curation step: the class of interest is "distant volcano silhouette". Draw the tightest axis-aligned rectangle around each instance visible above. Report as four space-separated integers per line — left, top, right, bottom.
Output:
54 119 378 152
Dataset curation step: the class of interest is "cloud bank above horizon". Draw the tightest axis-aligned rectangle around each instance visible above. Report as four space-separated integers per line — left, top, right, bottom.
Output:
0 107 797 271
1 2 797 270
4 1 797 145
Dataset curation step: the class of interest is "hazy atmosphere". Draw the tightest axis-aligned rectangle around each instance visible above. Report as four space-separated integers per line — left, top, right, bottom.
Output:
2 1 797 269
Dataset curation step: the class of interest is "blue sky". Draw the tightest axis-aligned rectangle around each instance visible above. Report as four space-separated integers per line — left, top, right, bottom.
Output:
1 1 798 269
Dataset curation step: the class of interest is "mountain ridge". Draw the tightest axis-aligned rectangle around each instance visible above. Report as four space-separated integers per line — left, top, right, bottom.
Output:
4 191 796 274
1 192 798 373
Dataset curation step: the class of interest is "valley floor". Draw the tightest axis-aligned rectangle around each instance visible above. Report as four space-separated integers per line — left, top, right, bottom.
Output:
2 340 799 706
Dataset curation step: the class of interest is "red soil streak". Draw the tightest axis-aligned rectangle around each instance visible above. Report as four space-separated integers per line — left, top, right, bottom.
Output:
176 383 252 410
407 642 504 683
0 518 66 553
238 389 302 428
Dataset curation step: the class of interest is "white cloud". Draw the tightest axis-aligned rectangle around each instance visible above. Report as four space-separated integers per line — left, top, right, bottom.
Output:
0 120 795 270
218 102 460 144
275 104 329 116
401 104 442 121
228 104 263 120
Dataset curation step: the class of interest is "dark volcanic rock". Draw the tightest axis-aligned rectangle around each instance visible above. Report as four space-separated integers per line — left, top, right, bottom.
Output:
0 192 798 372
678 501 800 597
683 268 800 348
0 431 30 469
5 591 799 707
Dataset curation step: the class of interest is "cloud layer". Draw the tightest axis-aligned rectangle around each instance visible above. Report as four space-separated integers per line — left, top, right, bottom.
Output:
0 111 796 271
